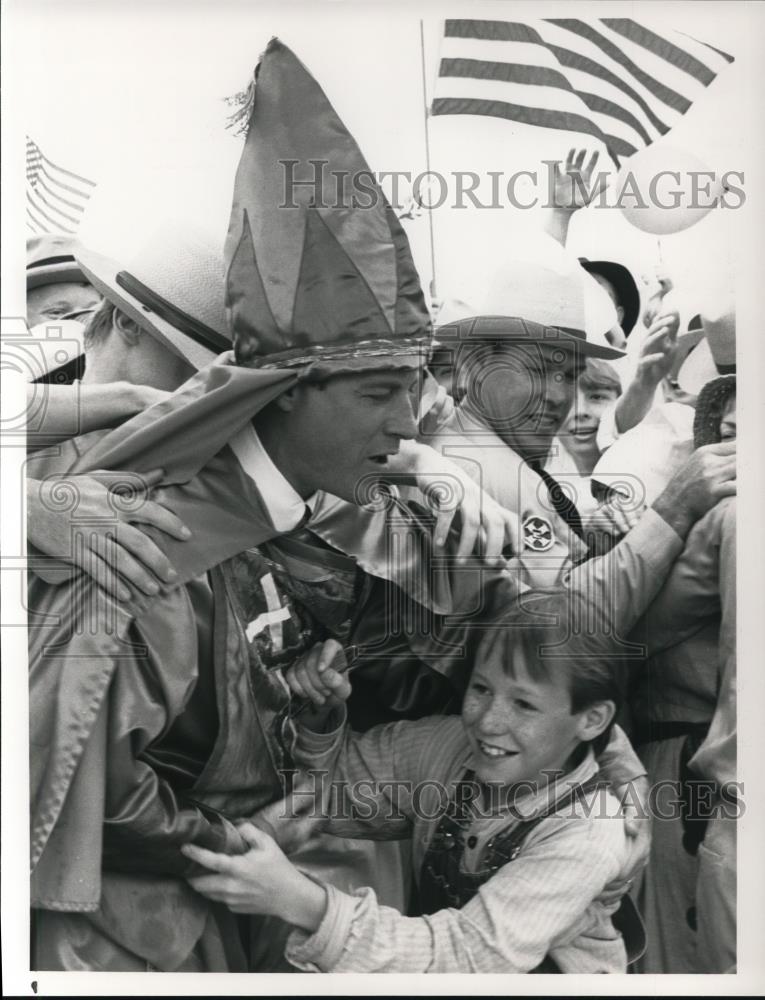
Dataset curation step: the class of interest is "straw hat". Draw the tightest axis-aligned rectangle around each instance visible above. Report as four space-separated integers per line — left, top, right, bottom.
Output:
75 216 231 373
26 235 88 290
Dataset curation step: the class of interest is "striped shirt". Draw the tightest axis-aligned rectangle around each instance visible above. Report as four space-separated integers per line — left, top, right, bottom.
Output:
286 715 633 973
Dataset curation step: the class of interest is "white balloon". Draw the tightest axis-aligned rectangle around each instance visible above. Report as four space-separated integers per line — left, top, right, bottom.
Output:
617 144 725 236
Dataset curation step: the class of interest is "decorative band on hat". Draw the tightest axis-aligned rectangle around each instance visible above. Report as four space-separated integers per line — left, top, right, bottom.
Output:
249 334 433 370
116 271 230 356
436 315 586 342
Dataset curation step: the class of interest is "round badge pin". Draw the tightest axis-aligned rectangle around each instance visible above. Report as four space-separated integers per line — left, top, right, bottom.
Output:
522 514 555 552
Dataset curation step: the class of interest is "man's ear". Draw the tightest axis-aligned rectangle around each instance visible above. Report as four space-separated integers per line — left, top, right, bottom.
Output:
113 310 143 347
272 384 301 413
575 700 616 744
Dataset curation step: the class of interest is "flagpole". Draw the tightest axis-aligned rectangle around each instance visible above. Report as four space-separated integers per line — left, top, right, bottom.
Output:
419 19 438 305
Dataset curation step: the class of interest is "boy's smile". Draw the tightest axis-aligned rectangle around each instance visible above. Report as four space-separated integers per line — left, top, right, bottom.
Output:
462 652 590 792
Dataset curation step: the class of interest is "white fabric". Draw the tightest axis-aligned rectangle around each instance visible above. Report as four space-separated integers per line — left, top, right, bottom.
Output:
228 423 315 532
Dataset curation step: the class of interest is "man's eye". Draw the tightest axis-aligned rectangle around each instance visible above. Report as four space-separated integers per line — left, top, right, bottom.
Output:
364 391 393 401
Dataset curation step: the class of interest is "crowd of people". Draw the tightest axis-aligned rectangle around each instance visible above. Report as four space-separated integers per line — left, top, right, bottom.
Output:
24 38 737 975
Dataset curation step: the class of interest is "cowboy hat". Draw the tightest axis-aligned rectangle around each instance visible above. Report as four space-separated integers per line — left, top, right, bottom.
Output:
435 234 624 361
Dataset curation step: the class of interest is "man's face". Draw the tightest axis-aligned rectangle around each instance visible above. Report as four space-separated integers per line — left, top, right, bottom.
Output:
469 340 585 463
274 367 421 503
27 281 101 327
561 383 620 459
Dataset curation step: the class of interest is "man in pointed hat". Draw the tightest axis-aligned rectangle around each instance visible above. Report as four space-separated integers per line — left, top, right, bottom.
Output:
27 38 737 972
28 39 524 972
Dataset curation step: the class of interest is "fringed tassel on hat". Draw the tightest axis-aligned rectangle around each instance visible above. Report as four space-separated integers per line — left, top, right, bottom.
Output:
224 37 279 136
225 76 256 136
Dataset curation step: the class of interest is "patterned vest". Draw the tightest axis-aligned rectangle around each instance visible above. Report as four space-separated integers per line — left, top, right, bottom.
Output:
418 770 606 973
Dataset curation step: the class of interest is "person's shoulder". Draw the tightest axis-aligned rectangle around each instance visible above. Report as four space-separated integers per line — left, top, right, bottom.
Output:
563 784 627 858
687 494 736 546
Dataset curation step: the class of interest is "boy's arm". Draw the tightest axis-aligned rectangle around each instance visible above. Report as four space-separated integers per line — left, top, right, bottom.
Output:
283 708 449 842
285 805 626 973
256 639 448 843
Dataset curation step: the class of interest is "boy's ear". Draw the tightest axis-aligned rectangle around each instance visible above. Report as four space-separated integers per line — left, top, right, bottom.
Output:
575 700 616 744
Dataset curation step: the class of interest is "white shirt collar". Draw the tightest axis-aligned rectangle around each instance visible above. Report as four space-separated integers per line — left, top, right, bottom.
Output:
228 423 315 533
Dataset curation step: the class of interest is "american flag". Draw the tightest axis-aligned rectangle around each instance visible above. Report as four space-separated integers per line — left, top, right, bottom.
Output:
26 136 96 235
431 19 734 164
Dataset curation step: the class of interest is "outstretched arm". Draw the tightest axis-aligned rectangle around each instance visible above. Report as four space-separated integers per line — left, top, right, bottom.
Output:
26 381 170 447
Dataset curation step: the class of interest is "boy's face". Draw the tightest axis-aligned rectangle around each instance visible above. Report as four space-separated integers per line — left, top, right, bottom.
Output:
561 384 620 459
462 649 593 790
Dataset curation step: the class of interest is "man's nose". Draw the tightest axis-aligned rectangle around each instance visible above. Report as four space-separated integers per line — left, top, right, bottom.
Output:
544 373 574 412
386 395 419 440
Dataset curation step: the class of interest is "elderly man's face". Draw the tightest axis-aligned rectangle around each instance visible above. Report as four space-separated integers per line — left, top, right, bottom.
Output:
465 340 585 464
267 367 422 503
27 281 101 327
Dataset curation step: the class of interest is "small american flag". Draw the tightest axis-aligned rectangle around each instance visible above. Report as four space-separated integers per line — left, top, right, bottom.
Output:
432 19 734 164
26 136 96 235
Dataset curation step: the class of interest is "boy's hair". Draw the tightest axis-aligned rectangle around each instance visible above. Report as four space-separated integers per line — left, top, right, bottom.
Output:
578 358 622 397
470 588 630 753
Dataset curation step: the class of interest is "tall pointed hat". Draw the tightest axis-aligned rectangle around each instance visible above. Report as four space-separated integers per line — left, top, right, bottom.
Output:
225 38 432 374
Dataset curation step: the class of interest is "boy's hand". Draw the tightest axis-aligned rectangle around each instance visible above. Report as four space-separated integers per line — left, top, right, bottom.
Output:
183 823 293 914
285 639 351 719
183 823 328 931
633 311 681 387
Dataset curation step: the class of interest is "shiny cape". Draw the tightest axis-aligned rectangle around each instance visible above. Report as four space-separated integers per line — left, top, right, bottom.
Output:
28 359 500 952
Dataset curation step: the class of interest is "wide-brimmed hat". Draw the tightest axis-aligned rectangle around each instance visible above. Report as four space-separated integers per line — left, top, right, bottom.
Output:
75 217 232 373
224 38 432 374
579 258 641 336
676 299 735 395
434 236 625 361
27 234 89 290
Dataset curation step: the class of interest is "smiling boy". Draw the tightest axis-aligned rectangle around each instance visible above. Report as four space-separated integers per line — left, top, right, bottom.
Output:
183 590 642 974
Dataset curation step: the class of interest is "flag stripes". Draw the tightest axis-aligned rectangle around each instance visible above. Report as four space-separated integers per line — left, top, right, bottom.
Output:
433 18 733 162
26 136 96 235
